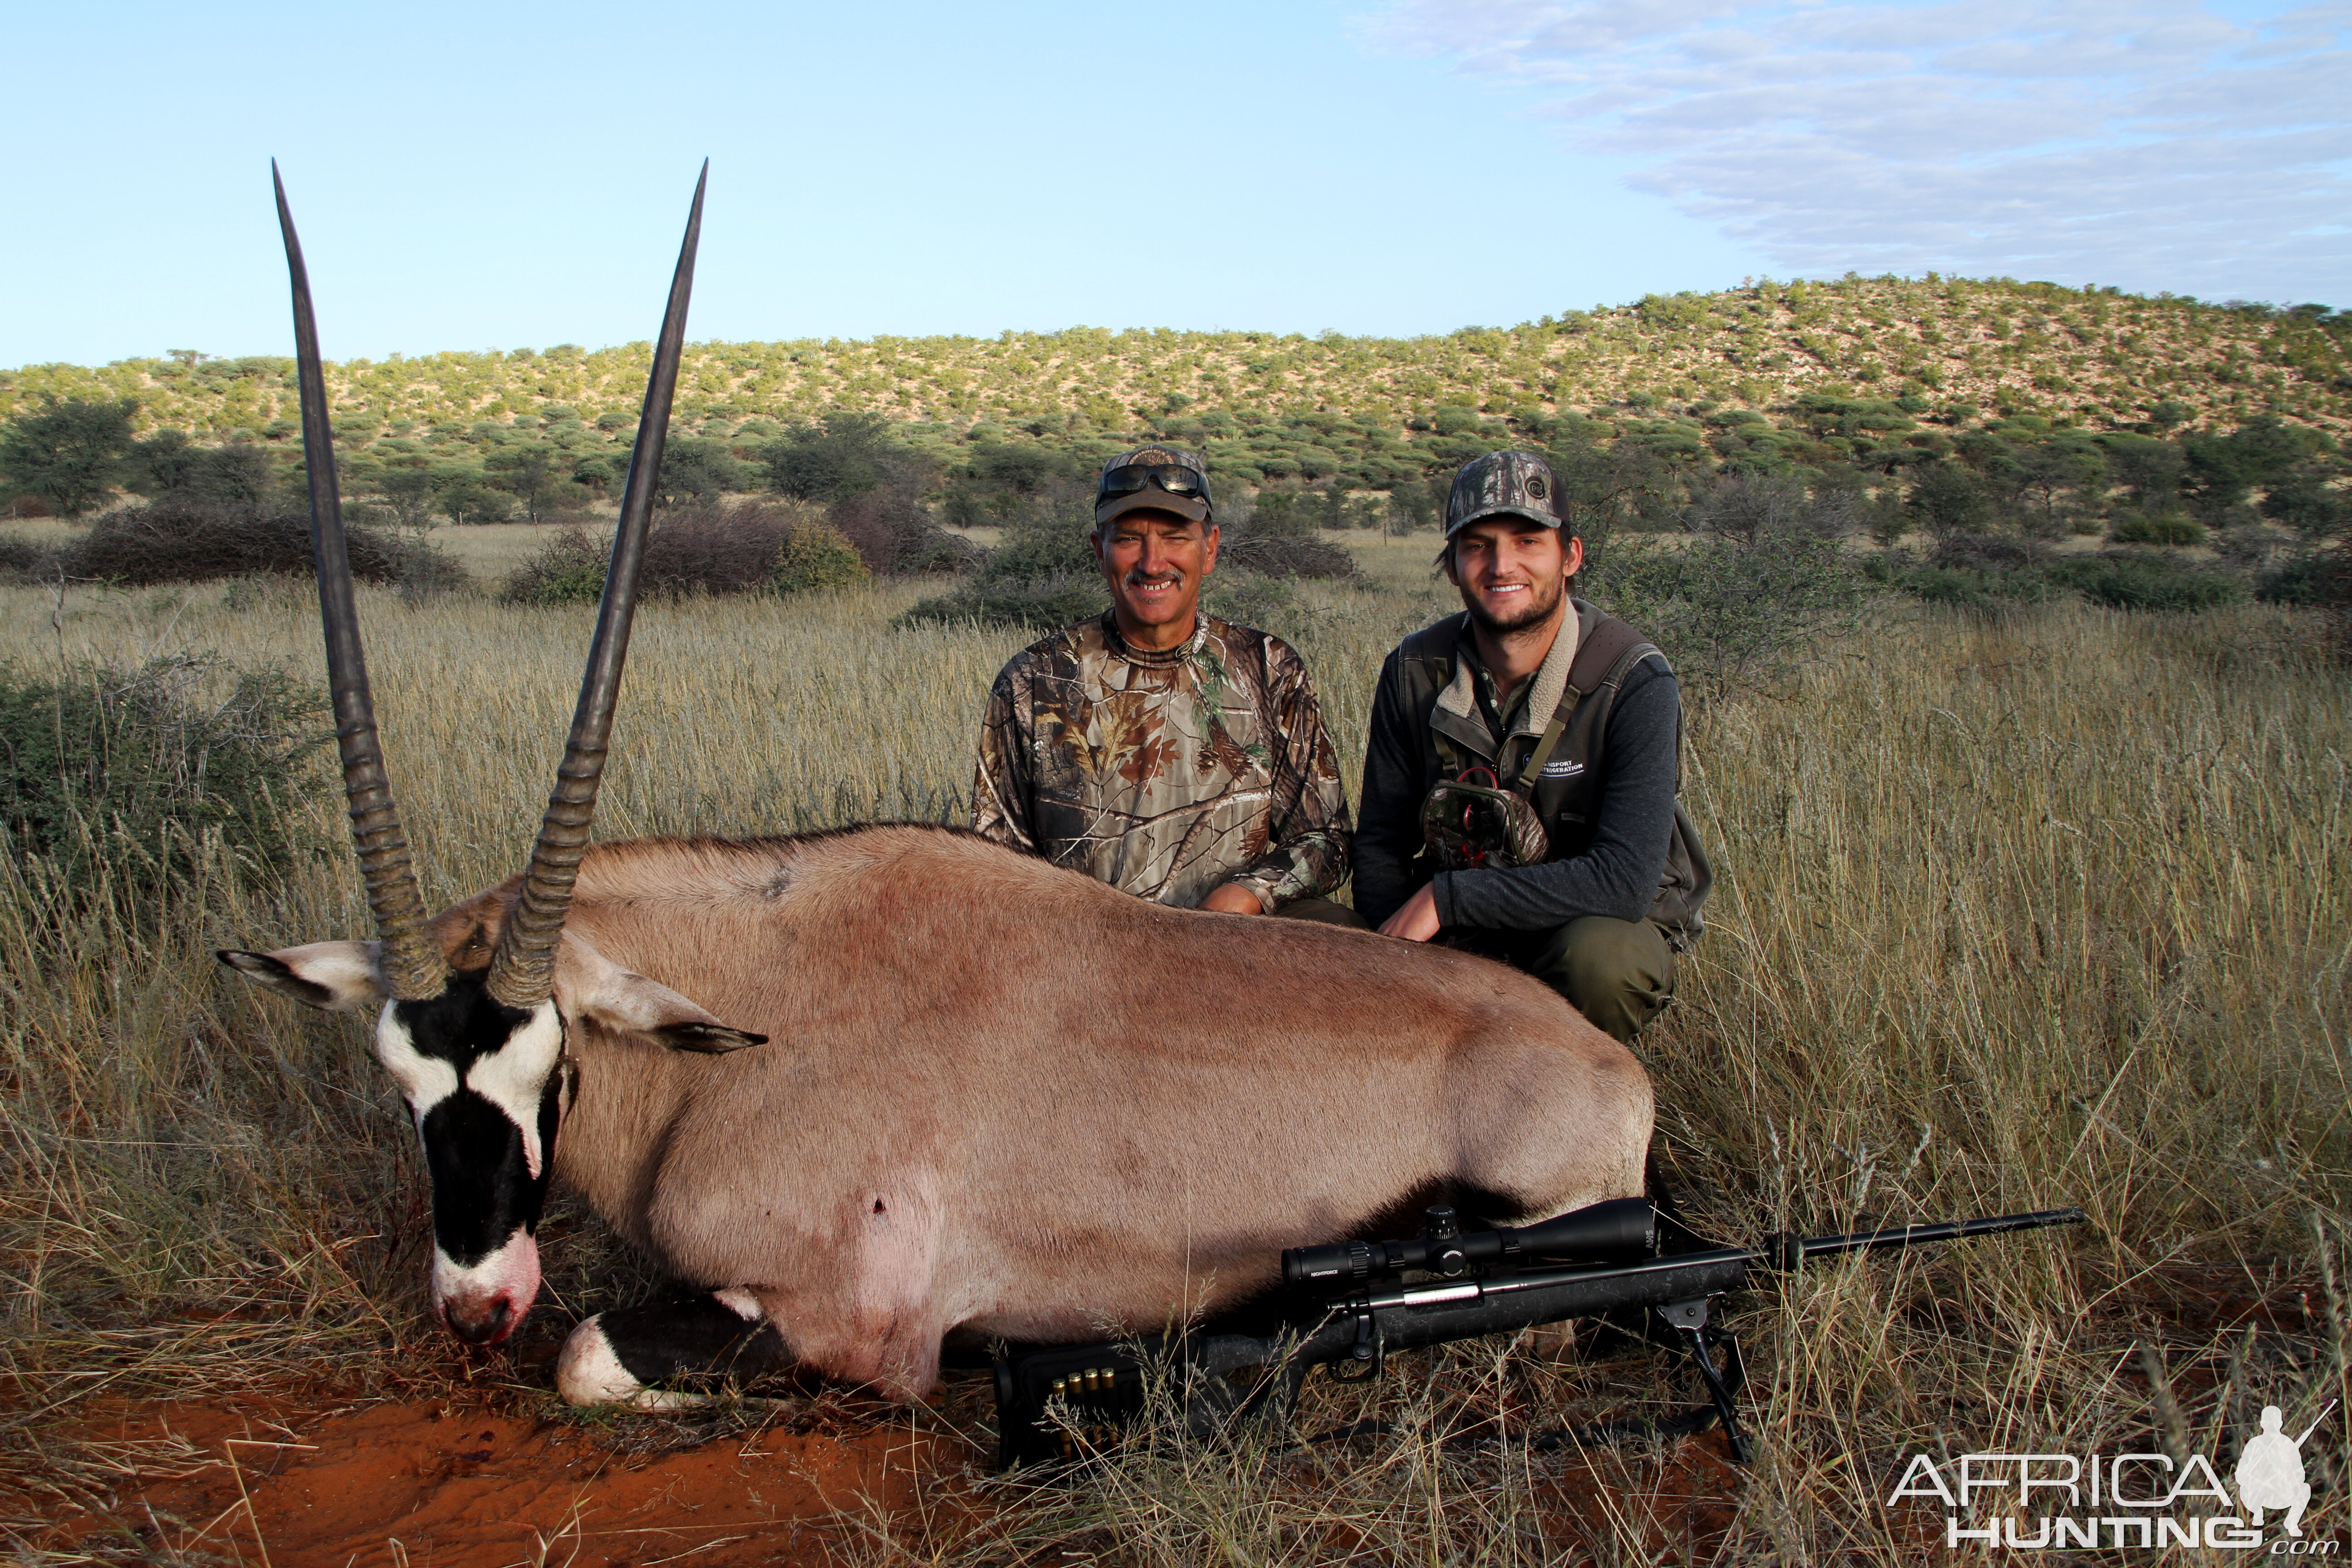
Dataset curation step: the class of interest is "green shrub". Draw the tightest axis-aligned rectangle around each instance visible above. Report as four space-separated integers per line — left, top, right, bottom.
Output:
1204 570 1326 643
0 655 330 909
2109 513 2205 546
1867 555 2056 611
501 527 608 605
502 506 877 603
772 519 871 592
2046 553 2248 611
1592 528 1865 693
900 572 1106 632
2255 549 2351 606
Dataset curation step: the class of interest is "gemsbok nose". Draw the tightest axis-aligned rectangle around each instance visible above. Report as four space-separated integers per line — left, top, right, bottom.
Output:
444 1296 514 1345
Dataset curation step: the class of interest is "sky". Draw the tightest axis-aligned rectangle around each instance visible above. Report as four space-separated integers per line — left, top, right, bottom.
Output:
3 0 2342 368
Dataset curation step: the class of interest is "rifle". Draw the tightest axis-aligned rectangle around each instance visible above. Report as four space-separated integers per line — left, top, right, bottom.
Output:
991 1197 2085 1469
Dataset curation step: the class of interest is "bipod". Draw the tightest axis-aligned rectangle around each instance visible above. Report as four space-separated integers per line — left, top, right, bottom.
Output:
1651 1296 1750 1461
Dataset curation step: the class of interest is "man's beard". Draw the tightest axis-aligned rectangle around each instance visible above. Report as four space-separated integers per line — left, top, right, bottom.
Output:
1464 572 1565 636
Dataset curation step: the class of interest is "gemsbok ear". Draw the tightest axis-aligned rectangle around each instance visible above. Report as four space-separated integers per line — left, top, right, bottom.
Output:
219 942 388 1011
557 936 767 1054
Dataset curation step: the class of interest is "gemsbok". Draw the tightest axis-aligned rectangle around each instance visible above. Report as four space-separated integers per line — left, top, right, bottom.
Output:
222 167 1656 1408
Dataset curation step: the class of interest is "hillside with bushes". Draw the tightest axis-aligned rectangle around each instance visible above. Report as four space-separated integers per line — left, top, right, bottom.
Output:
5 274 2345 637
3 276 2345 510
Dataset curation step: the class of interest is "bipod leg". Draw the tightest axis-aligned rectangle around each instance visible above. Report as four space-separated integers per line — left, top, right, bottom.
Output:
1652 1297 1750 1462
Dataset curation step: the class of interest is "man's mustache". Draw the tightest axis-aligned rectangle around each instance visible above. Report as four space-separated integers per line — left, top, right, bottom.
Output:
1126 569 1185 586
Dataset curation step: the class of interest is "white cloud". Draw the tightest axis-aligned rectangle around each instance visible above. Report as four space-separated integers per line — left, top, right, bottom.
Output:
1369 0 2352 301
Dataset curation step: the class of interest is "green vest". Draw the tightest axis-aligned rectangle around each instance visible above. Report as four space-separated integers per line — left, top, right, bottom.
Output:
1394 600 1714 947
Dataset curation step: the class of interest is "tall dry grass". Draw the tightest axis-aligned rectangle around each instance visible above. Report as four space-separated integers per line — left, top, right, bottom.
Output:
0 541 2344 1561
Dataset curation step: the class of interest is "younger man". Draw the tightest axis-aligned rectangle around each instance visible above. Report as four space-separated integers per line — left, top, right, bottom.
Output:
1353 451 1710 1041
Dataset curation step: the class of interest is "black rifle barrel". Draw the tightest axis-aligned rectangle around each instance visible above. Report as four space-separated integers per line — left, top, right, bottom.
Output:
1770 1206 2088 1270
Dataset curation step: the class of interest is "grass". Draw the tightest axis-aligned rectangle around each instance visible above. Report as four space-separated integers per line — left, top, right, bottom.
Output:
0 538 2345 1561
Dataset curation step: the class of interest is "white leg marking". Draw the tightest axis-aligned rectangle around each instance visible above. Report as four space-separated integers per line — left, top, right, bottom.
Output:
713 1287 765 1323
556 1319 709 1412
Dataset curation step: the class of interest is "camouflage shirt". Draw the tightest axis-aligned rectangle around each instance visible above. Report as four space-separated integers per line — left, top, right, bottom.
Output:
972 610 1352 911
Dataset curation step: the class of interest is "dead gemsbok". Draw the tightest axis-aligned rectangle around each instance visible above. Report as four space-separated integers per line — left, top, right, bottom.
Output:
221 167 1655 1408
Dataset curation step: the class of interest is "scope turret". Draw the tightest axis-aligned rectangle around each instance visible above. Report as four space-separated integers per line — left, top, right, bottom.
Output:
1281 1196 1656 1289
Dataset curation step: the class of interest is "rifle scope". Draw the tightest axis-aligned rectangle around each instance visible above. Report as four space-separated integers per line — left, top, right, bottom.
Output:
1281 1197 1656 1288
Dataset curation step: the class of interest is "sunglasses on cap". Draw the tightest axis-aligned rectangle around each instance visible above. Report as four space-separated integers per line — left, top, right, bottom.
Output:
1097 463 1209 503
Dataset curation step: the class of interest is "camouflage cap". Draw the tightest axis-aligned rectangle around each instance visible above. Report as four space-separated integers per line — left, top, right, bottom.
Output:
1095 444 1213 528
1444 450 1565 536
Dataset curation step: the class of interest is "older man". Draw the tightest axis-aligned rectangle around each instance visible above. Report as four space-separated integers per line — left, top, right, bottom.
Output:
1352 451 1712 1042
971 445 1361 923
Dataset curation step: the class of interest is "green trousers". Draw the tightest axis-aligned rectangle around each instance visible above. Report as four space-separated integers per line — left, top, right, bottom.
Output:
1268 900 1671 1045
1453 916 1676 1045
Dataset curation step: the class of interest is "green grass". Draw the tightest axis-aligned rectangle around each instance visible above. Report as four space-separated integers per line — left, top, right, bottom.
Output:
0 545 2344 1560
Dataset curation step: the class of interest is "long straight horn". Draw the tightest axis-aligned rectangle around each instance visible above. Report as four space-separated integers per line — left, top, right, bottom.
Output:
275 162 449 1002
485 163 707 1010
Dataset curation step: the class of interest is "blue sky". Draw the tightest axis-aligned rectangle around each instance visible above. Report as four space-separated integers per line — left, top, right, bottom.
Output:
4 0 2342 368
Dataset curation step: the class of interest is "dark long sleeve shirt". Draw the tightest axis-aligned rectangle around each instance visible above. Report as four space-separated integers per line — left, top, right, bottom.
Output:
1354 646 1681 932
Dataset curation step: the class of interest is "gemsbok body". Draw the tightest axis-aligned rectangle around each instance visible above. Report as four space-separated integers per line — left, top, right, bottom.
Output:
225 167 1653 1408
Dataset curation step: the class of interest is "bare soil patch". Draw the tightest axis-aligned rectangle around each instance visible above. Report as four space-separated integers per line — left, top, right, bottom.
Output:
36 1385 970 1567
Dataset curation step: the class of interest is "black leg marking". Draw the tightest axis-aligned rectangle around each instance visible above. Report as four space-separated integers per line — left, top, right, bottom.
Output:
607 1293 791 1386
558 1291 791 1406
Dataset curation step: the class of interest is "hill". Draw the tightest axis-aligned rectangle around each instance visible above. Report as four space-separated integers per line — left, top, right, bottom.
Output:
3 276 2346 503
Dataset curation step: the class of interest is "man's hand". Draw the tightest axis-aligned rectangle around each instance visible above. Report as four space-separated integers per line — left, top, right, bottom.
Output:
1378 883 1441 942
1200 883 1266 915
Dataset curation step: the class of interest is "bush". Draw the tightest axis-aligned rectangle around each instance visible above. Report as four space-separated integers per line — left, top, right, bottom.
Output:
2255 549 2350 606
641 502 796 596
2046 553 2248 612
1218 530 1359 580
651 437 744 506
1929 533 2054 572
771 519 871 592
63 497 462 591
1592 528 1866 693
0 530 60 583
1203 570 1328 643
901 572 1107 631
2109 513 2205 546
827 480 974 576
500 504 877 605
1866 553 2056 611
0 655 330 909
501 526 608 605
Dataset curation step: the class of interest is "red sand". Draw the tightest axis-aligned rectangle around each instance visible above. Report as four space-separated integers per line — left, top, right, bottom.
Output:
54 1396 967 1567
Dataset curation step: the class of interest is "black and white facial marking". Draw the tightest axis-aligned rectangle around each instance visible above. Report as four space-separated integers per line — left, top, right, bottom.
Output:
374 972 566 1346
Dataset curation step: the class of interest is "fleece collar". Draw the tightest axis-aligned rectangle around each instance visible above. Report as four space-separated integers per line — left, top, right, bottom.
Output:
1432 601 1594 753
